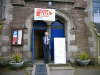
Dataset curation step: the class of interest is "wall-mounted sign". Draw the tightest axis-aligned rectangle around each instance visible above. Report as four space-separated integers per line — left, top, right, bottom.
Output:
12 29 23 46
54 38 66 64
34 8 55 21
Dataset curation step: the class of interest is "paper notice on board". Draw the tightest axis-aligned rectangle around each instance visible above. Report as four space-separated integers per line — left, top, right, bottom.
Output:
17 30 22 45
12 30 18 45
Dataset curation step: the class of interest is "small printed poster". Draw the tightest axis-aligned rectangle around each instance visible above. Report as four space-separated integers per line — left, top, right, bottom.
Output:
12 29 23 46
17 30 22 45
12 30 18 45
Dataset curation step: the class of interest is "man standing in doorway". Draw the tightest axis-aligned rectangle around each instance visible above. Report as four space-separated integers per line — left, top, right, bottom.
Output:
43 32 50 63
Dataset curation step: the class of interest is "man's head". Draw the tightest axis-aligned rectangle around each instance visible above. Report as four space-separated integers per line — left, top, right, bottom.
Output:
45 32 49 36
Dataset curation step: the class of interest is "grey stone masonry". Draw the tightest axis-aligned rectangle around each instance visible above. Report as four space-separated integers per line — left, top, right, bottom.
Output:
71 9 90 53
74 0 87 9
11 0 25 5
0 0 12 56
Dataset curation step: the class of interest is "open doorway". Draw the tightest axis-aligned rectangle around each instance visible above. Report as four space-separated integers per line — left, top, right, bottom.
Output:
32 21 47 62
34 30 46 60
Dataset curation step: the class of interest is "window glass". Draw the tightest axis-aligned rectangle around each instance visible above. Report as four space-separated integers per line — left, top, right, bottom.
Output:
93 3 100 8
93 0 100 23
93 0 100 2
93 8 100 13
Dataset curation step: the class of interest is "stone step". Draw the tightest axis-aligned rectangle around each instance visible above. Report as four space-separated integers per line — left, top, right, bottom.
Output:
48 65 75 75
32 64 48 75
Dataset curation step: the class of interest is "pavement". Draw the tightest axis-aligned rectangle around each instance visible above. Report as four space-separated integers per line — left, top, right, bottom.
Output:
0 65 100 75
48 65 100 75
0 67 32 75
75 68 100 75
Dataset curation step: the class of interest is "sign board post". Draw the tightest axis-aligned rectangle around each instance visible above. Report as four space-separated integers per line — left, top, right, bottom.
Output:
34 8 55 21
54 38 66 64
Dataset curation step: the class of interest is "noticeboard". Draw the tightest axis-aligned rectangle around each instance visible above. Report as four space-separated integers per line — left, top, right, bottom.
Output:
11 29 23 46
54 38 66 64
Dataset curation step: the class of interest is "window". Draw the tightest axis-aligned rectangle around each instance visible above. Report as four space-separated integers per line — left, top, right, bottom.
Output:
92 0 100 23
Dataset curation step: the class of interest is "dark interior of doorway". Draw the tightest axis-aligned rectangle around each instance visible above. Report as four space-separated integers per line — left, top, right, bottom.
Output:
34 30 46 60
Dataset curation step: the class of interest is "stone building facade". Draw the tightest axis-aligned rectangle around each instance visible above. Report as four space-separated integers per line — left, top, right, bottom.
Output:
0 0 97 63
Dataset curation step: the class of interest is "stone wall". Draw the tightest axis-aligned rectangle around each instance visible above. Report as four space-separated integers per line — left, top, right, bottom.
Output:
0 0 96 61
0 0 12 56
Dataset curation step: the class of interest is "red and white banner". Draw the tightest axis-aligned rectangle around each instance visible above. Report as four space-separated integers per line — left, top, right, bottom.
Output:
34 8 55 21
12 30 18 45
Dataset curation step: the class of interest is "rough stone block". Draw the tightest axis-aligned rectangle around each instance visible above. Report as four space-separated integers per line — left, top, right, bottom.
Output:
23 45 29 51
2 46 8 52
70 40 76 45
70 35 75 40
23 39 28 45
23 51 32 59
69 46 78 52
0 52 2 56
24 34 28 40
88 41 94 47
0 42 2 46
2 36 9 41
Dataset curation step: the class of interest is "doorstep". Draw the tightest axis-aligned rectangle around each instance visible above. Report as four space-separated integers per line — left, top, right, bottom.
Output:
48 63 74 70
47 64 75 75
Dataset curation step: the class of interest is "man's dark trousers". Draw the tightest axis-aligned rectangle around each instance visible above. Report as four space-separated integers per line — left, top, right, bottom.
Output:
43 44 49 63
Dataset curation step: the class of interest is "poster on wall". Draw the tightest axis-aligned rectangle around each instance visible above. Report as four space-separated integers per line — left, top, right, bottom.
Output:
12 30 18 45
12 29 23 46
17 30 22 45
54 38 66 64
34 8 55 21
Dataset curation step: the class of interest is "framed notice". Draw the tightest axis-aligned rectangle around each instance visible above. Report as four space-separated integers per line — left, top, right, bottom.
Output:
11 29 23 46
54 38 66 64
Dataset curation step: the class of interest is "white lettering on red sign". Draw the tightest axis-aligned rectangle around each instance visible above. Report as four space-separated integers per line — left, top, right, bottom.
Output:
34 8 55 21
36 9 53 17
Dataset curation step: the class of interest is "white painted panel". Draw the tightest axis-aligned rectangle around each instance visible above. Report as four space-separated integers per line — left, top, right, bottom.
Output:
54 38 66 64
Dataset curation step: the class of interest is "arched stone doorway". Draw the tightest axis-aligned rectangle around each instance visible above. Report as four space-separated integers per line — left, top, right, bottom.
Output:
32 20 65 62
25 10 75 63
